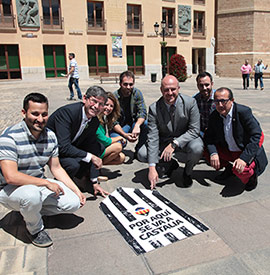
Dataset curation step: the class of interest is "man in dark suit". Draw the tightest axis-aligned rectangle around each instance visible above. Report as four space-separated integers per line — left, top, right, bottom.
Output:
137 75 204 189
204 87 268 191
47 86 109 197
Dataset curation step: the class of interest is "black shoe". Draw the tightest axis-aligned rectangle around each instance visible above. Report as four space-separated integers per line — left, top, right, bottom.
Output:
165 159 179 178
245 173 258 191
27 229 53 248
215 164 234 181
183 169 193 187
66 97 76 101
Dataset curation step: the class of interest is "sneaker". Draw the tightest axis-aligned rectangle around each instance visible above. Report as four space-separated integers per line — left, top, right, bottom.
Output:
215 164 234 181
27 229 53 248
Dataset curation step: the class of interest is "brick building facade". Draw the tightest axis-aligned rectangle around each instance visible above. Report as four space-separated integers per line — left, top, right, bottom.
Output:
215 0 270 77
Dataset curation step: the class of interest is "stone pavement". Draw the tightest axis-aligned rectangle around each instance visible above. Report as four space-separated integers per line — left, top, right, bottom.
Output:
0 76 270 275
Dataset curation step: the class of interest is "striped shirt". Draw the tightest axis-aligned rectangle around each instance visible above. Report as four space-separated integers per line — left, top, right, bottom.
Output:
0 121 58 186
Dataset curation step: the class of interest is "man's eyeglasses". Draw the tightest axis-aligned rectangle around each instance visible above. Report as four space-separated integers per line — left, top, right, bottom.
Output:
87 97 104 107
213 99 230 105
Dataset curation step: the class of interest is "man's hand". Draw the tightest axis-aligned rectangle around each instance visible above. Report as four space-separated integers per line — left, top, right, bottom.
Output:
233 158 246 174
91 155 103 169
93 183 110 198
210 154 220 170
124 133 138 143
148 166 158 190
160 144 175 162
46 181 65 197
131 124 141 138
74 190 86 207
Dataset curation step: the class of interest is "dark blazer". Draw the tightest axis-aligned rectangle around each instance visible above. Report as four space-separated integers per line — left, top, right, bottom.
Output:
47 102 101 160
204 103 268 175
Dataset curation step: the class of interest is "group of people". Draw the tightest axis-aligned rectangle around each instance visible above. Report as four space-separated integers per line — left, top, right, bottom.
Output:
241 59 268 90
0 70 267 248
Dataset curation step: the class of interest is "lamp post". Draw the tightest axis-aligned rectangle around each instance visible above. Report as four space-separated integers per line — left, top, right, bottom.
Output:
154 20 173 79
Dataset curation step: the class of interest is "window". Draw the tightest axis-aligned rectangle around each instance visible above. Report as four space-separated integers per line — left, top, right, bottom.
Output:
194 0 205 5
193 11 206 37
0 0 15 30
0 45 21 79
87 1 105 31
162 7 175 34
41 0 63 30
87 45 108 75
127 4 142 32
43 45 66 78
127 46 144 75
163 47 176 74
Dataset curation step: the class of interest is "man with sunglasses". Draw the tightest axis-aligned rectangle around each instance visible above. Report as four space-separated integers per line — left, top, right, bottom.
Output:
47 86 109 197
111 71 147 158
204 87 268 191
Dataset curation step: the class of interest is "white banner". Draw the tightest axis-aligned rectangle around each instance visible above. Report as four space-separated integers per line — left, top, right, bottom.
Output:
100 188 208 254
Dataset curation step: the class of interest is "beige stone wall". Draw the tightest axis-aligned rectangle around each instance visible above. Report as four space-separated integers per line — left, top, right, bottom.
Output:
0 0 215 80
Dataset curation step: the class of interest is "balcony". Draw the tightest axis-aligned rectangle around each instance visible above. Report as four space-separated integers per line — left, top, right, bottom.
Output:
126 21 144 36
41 16 64 34
87 19 106 35
0 15 16 32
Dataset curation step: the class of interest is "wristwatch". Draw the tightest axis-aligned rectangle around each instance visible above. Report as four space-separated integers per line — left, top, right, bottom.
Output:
170 140 178 150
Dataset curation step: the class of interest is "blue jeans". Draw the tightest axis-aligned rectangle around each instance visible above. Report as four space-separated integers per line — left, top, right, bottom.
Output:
110 120 148 152
254 73 263 89
68 77 82 99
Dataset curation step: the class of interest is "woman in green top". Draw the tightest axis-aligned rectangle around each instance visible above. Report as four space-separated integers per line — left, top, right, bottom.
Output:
96 92 126 165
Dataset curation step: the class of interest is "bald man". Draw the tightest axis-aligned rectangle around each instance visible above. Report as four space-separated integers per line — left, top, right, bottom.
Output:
137 75 203 189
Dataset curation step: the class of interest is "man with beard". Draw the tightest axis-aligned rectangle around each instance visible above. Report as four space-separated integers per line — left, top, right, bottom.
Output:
0 93 85 247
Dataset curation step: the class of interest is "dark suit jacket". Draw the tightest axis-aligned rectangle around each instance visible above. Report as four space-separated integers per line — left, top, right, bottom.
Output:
147 94 201 164
47 102 101 160
204 103 268 175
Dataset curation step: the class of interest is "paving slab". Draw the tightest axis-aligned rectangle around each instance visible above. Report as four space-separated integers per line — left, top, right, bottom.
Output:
198 201 270 253
48 230 151 275
170 255 254 275
1 76 270 274
144 230 233 274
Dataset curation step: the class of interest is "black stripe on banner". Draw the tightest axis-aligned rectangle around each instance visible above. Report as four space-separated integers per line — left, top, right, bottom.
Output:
109 195 136 222
178 226 194 237
152 190 209 232
100 202 146 255
117 187 137 206
164 232 179 243
134 189 162 212
149 239 163 249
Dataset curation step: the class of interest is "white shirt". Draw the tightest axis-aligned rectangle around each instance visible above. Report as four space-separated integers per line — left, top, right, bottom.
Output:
221 103 241 152
72 106 92 162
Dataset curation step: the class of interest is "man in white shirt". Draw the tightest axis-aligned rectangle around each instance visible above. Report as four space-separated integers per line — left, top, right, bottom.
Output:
67 53 82 100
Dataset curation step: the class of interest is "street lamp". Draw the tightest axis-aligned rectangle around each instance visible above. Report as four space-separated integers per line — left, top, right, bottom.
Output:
154 20 173 78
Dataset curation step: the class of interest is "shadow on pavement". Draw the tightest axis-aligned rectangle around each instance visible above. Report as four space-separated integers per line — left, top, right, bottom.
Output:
0 210 84 244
